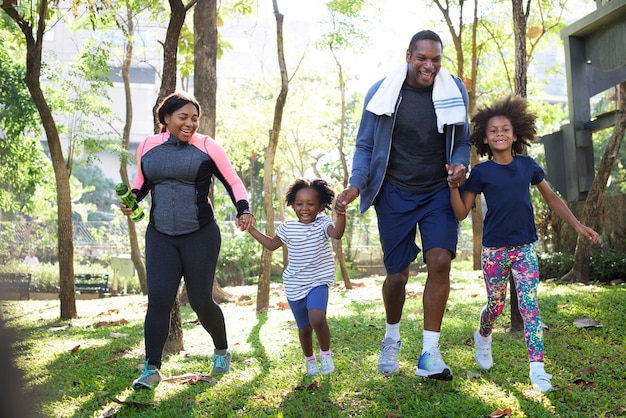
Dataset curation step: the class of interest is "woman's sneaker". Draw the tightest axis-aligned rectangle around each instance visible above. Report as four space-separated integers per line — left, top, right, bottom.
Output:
132 362 163 390
306 358 319 376
474 331 493 370
320 354 335 375
212 349 232 374
415 347 453 381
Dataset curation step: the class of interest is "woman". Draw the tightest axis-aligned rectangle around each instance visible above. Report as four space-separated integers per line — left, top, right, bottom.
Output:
120 91 255 390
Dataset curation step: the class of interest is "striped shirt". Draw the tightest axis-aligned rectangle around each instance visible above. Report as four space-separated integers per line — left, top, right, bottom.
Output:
276 215 335 301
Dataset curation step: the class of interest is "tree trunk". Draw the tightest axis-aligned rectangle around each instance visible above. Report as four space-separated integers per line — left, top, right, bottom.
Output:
119 2 148 295
154 0 188 351
334 238 351 289
331 37 352 290
507 0 530 332
193 0 233 304
512 0 528 98
163 297 184 354
152 0 187 133
467 1 484 271
561 82 626 283
470 150 483 270
256 0 289 312
4 0 76 319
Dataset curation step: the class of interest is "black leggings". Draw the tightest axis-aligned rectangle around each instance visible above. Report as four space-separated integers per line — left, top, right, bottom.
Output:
144 221 227 368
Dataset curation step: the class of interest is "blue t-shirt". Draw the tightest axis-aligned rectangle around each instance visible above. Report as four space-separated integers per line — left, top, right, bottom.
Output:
465 155 545 247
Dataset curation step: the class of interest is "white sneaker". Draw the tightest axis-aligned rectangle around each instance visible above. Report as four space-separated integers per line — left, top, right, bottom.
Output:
530 369 553 393
306 358 319 376
415 346 452 381
474 331 493 370
377 338 401 375
320 354 335 375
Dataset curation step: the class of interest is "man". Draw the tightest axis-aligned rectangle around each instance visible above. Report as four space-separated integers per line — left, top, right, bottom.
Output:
24 250 39 266
337 30 470 380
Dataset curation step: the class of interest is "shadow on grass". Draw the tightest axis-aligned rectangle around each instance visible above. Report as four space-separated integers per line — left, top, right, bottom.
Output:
5 280 625 417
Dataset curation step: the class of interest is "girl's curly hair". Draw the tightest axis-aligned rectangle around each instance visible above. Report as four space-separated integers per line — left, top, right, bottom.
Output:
470 95 537 158
285 178 335 211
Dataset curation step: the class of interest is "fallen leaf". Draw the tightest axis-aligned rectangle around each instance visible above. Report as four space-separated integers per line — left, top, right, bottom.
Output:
466 370 481 379
573 318 602 328
70 345 81 353
109 397 156 407
236 299 255 306
353 281 366 287
570 378 595 388
102 358 117 365
576 367 596 375
162 372 217 385
489 408 513 417
109 332 129 338
385 413 401 418
237 295 252 301
276 301 289 310
94 319 129 327
294 381 320 391
47 325 71 332
101 406 118 417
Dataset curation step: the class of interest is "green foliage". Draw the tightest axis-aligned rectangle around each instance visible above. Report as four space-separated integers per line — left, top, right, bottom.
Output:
589 248 626 283
71 162 117 217
538 249 626 283
216 223 262 286
42 38 120 166
538 251 574 280
0 47 53 214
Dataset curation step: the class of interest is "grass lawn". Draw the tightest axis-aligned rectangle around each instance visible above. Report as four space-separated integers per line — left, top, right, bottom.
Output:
1 262 625 417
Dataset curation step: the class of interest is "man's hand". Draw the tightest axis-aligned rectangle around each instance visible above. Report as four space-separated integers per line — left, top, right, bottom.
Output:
336 186 360 207
446 164 467 189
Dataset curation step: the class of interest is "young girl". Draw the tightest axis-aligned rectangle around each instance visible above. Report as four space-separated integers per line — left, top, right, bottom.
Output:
246 178 346 376
448 95 599 393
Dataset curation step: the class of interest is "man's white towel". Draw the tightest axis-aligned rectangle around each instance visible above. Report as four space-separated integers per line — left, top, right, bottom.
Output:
366 64 466 133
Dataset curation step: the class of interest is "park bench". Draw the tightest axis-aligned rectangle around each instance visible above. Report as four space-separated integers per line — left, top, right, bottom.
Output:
0 273 32 300
74 274 109 298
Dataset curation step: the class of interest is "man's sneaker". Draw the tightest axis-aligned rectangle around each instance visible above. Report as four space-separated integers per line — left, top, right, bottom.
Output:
530 369 553 393
212 349 232 374
474 330 493 370
377 338 401 375
306 358 319 376
132 362 163 390
415 347 453 381
320 354 335 375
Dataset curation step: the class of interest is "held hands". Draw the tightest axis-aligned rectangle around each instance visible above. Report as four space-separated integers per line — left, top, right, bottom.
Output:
446 164 467 189
236 212 256 232
336 186 359 208
334 198 347 216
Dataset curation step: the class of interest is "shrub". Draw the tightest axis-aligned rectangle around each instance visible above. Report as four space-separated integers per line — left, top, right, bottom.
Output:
538 249 626 283
538 251 573 280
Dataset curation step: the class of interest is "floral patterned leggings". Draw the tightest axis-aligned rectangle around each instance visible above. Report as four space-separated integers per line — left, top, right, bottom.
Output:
479 244 544 362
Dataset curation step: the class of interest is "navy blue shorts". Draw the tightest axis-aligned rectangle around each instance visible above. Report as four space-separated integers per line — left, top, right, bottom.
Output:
374 182 458 274
288 285 329 329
